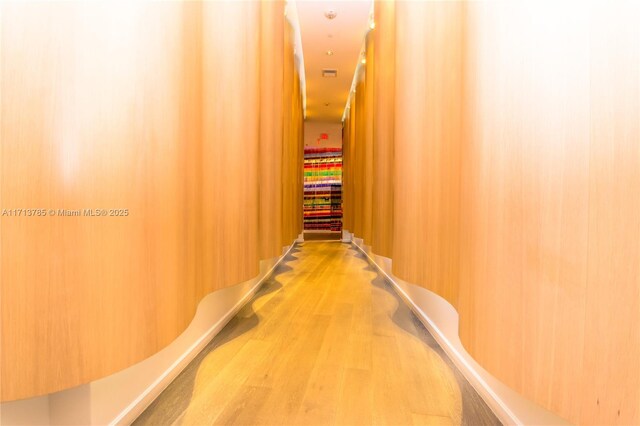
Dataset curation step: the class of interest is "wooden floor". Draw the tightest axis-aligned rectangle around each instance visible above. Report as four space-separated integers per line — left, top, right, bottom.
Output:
134 242 500 426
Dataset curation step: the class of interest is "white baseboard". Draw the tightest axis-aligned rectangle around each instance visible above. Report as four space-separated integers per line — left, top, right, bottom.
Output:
351 239 569 426
0 242 298 426
113 242 297 425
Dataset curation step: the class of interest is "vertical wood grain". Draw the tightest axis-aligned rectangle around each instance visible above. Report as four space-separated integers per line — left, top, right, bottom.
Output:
459 0 592 412
371 0 395 259
282 22 294 244
342 106 355 233
201 1 260 292
392 1 463 306
1 0 300 401
352 77 366 239
183 2 204 305
259 1 285 259
458 3 639 424
581 3 640 423
342 2 639 424
346 94 358 234
294 68 304 239
1 1 196 400
281 22 304 244
342 117 351 232
362 33 375 244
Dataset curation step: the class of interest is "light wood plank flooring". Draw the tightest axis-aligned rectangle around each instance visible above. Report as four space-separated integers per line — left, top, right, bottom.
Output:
134 242 500 426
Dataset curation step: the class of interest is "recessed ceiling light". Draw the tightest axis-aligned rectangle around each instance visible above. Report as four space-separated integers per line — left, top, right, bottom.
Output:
324 10 337 20
370 21 376 29
326 50 334 56
361 58 366 64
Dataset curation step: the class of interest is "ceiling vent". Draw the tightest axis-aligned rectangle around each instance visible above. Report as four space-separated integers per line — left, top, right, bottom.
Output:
322 69 338 78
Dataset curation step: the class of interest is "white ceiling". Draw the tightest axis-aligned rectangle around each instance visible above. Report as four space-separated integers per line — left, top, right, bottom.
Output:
296 0 372 122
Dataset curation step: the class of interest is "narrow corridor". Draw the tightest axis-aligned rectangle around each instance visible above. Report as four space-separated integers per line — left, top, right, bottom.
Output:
134 243 499 425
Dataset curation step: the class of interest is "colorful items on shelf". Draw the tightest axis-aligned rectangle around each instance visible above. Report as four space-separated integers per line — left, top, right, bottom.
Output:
304 147 342 232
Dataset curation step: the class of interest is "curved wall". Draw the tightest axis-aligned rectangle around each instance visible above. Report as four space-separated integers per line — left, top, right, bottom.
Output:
0 1 303 402
370 0 394 259
342 2 639 424
352 77 367 240
362 33 375 245
281 22 305 245
392 0 464 307
258 1 285 260
201 1 261 291
458 4 639 424
342 85 357 233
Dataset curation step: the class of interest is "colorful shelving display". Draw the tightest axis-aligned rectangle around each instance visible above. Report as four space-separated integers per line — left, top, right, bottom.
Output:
303 147 342 231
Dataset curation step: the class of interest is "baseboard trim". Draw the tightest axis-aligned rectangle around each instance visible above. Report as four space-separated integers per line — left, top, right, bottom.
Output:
112 242 298 425
351 240 568 426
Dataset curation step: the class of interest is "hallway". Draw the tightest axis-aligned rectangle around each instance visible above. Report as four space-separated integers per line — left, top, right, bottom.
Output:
2 1 639 424
134 243 499 426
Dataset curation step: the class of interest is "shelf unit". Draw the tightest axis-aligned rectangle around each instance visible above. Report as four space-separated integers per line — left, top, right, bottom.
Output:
303 147 342 232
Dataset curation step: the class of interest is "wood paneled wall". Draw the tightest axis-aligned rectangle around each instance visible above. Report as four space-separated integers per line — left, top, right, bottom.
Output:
281 22 304 245
352 77 367 239
259 1 285 260
458 3 640 424
342 96 355 233
370 1 395 259
0 1 303 401
201 0 261 298
342 117 350 231
342 2 639 424
392 1 464 307
362 34 375 245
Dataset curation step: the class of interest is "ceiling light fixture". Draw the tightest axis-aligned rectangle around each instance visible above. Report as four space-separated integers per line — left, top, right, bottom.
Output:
324 10 337 20
370 21 376 29
326 50 334 56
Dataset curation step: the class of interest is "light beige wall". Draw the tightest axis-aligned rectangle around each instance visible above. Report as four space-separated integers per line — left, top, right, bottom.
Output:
1 1 198 401
352 77 366 239
362 33 375 245
392 1 463 307
458 3 639 424
201 0 261 308
342 105 354 232
0 1 303 401
342 2 640 424
303 121 342 150
259 0 285 260
282 22 305 244
370 0 394 259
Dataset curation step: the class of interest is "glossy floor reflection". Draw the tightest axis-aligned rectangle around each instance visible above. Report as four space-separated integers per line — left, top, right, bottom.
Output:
134 242 500 426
